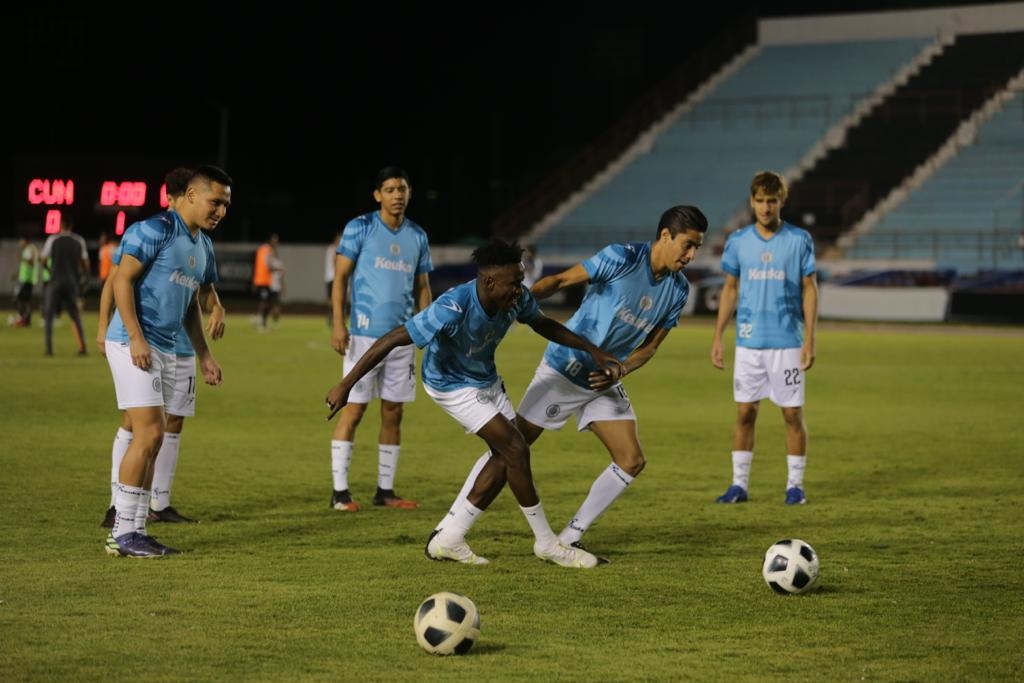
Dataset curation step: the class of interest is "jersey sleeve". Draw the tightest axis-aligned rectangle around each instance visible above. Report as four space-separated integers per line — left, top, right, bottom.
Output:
416 233 434 275
582 243 636 284
337 217 366 261
119 220 169 268
515 289 541 324
405 289 464 349
720 233 740 277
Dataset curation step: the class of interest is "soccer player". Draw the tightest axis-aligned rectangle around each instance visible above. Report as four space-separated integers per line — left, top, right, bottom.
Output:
325 239 625 568
327 167 433 512
40 214 89 356
11 237 40 327
711 170 818 505
442 206 708 560
97 167 226 529
102 165 230 558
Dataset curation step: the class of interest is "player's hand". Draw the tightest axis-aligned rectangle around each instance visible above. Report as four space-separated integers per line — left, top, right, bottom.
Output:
330 326 349 356
96 334 107 357
200 355 222 386
800 344 816 371
710 339 725 370
207 304 226 340
129 337 152 370
587 369 619 391
325 383 351 420
588 348 625 382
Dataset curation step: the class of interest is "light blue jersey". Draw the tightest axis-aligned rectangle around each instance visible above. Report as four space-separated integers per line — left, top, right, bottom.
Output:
543 242 690 389
106 211 218 354
721 221 815 349
406 280 540 391
338 212 433 338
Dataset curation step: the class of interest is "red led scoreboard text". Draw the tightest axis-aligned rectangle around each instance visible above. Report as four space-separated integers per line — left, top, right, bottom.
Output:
27 178 172 235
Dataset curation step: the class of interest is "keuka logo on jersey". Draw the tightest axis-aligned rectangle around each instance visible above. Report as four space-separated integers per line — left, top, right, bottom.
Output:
615 307 656 334
747 267 785 281
374 256 413 273
168 270 200 291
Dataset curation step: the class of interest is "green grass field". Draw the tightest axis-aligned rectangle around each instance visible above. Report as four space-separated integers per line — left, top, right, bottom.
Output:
1 312 1022 682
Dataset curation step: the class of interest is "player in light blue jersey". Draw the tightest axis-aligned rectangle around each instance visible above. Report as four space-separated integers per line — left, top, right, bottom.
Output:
325 240 625 568
711 171 818 506
328 167 434 512
97 168 226 531
443 206 708 560
102 165 231 558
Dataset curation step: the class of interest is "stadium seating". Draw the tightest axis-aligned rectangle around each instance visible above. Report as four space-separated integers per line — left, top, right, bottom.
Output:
533 37 933 258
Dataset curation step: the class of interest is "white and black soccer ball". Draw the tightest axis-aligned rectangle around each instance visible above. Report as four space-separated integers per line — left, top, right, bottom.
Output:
762 538 820 595
413 592 481 655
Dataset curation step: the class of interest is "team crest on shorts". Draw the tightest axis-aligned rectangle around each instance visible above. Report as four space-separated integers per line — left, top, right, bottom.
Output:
475 390 493 404
545 404 561 418
355 380 365 392
152 377 162 392
734 378 742 393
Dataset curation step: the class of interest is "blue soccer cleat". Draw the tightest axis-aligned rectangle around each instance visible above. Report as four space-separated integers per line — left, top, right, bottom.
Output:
104 532 165 558
785 487 807 505
716 484 749 504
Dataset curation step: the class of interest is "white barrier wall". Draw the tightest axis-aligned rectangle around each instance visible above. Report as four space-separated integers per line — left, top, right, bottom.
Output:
819 284 950 322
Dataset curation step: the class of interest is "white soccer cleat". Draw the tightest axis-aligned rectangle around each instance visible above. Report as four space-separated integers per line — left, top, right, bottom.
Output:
534 540 599 569
425 530 490 565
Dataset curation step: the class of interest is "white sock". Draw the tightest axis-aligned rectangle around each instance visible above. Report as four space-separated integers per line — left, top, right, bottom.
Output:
112 483 146 538
732 450 753 490
109 428 133 506
558 464 634 545
786 454 806 489
135 488 153 536
151 433 181 511
378 444 399 490
437 452 492 529
437 501 484 544
331 440 354 491
520 502 557 546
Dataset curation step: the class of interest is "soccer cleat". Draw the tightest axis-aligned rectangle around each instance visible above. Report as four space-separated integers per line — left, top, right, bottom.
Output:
716 484 749 504
142 535 182 555
100 506 116 529
105 532 165 558
570 540 610 565
330 489 361 512
148 506 199 523
425 529 490 565
372 488 419 509
785 487 807 505
534 540 599 569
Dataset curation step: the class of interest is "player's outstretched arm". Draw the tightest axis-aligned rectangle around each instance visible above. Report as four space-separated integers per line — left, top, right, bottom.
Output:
326 324 413 420
528 313 625 380
530 263 588 301
588 327 672 390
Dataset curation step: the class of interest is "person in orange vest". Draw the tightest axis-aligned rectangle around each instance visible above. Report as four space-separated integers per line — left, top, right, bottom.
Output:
252 233 279 331
98 232 118 284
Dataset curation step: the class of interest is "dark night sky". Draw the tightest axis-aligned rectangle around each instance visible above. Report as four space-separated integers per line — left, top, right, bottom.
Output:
6 2 990 244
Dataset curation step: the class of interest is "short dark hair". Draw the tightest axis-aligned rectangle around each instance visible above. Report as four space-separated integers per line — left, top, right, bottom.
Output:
164 167 195 197
191 165 233 188
750 170 788 201
375 166 410 190
656 205 708 239
472 239 524 268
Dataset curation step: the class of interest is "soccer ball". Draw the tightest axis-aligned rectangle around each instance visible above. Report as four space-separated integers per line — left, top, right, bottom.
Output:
762 538 820 595
413 592 481 655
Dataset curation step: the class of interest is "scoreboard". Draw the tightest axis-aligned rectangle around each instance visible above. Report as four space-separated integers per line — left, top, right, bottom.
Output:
26 176 174 235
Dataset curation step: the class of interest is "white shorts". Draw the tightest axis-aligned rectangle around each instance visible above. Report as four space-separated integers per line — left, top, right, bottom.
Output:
424 378 516 434
106 341 176 410
733 347 805 407
517 360 635 432
167 355 197 418
344 335 417 404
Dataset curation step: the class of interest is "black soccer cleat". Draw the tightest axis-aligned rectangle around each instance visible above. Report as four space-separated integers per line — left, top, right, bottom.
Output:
148 506 199 524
